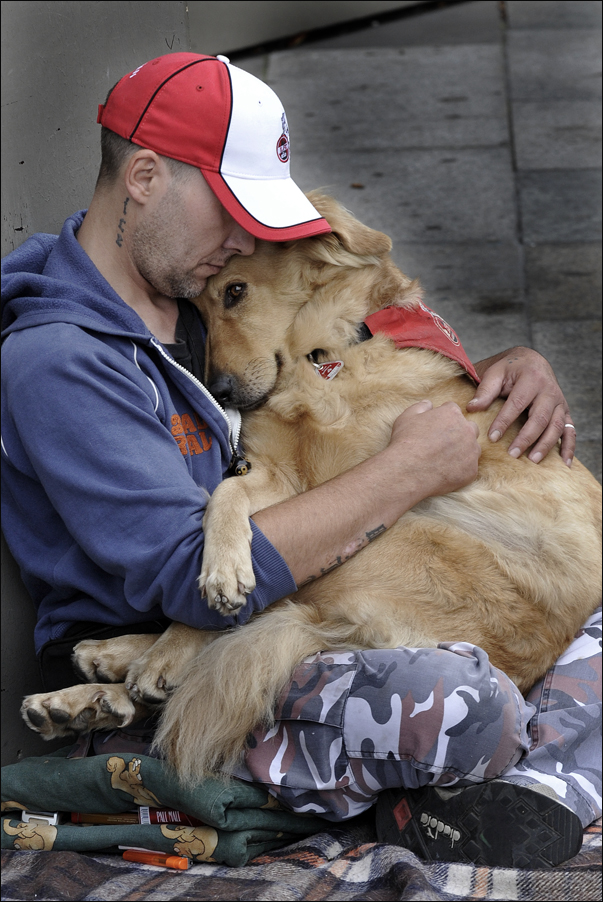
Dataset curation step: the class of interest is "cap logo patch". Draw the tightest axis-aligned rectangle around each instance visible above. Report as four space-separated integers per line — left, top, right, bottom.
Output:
276 133 290 162
276 111 290 163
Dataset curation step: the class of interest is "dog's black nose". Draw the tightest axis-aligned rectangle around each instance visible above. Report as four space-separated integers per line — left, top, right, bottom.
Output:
209 373 235 403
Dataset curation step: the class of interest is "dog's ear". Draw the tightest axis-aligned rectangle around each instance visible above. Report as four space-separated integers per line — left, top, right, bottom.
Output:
305 190 392 259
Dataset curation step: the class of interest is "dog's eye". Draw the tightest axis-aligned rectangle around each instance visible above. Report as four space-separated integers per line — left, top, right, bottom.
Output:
224 283 246 309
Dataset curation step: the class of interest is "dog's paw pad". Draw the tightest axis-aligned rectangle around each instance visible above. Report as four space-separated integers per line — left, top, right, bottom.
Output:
23 706 47 729
47 707 71 725
21 684 136 739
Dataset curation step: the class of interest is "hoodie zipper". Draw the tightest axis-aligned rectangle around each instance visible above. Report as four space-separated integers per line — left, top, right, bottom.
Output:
150 336 241 458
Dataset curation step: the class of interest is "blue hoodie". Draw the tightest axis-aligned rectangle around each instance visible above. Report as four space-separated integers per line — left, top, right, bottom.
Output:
1 211 296 654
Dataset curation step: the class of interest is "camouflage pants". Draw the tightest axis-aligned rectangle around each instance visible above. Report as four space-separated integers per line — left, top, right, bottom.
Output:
232 607 602 828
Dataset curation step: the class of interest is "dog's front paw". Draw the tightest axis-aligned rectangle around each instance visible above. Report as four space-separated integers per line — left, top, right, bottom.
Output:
200 492 256 615
21 684 139 739
199 554 256 616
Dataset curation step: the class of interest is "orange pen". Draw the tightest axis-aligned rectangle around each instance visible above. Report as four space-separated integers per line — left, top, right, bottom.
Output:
122 849 189 869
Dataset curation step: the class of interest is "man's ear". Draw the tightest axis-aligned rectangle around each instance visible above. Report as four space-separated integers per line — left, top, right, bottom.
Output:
123 149 165 205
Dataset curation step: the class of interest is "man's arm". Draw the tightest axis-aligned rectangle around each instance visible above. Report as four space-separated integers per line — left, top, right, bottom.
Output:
254 347 575 587
468 347 576 467
253 399 480 587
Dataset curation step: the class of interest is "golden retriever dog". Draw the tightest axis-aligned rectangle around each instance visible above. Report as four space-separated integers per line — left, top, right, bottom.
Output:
22 193 602 788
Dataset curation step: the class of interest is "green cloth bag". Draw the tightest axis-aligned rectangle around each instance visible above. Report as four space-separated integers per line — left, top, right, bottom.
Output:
1 748 326 867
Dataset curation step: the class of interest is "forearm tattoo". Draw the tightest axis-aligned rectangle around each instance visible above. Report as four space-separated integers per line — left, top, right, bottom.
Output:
299 524 386 586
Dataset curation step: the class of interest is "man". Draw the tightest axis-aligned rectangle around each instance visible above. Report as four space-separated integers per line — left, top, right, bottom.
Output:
2 53 600 868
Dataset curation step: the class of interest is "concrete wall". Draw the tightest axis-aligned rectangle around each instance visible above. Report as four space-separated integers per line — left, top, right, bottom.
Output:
1 1 190 256
187 1 421 54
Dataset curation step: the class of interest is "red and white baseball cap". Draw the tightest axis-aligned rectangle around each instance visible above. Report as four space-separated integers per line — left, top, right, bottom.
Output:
97 52 331 241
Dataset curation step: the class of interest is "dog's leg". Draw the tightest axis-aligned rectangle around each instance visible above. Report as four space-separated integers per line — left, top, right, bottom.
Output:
73 633 161 682
74 624 212 706
21 633 162 739
124 623 217 707
21 682 149 740
21 624 215 739
200 477 255 614
200 467 290 615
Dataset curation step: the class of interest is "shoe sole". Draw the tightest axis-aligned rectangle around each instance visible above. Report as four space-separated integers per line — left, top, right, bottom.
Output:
375 781 583 868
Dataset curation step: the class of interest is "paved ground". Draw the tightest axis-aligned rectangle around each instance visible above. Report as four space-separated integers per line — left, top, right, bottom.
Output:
237 0 602 481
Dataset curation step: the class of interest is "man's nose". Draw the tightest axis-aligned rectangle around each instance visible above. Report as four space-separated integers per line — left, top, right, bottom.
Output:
225 223 255 257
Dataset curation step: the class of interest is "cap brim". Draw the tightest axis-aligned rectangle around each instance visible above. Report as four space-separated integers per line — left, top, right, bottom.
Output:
202 169 331 241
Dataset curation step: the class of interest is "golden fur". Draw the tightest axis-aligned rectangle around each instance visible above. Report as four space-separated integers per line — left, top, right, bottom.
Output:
22 193 602 788
151 193 602 783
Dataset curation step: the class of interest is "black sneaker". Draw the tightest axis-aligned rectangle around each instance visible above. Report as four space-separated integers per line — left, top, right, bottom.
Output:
375 780 584 868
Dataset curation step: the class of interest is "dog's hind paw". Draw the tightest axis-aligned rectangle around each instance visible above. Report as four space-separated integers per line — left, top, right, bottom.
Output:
72 634 160 683
124 631 210 707
20 683 141 739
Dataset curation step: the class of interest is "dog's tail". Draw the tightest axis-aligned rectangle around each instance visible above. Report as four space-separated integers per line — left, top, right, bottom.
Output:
152 600 361 786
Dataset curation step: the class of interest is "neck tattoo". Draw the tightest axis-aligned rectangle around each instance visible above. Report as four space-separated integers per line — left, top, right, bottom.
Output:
116 197 130 248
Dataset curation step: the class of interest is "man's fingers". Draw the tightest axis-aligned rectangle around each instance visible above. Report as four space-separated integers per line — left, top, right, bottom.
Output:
507 406 574 467
468 348 574 465
506 402 553 455
558 420 577 467
466 373 503 412
401 399 433 417
486 392 534 443
525 417 575 466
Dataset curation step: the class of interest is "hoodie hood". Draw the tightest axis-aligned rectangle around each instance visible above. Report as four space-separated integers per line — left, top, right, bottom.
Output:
2 211 152 342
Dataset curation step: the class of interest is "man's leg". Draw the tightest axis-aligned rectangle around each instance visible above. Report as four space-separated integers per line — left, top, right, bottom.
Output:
375 608 601 867
234 641 533 816
234 610 601 867
496 606 602 827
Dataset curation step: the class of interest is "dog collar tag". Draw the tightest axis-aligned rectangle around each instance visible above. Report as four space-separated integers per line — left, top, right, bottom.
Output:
314 360 344 380
228 453 252 477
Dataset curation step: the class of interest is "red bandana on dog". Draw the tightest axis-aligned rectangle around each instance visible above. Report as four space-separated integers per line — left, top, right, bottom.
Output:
364 302 480 384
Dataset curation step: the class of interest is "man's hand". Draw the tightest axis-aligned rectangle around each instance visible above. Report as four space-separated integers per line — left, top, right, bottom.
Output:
467 347 575 466
387 400 481 502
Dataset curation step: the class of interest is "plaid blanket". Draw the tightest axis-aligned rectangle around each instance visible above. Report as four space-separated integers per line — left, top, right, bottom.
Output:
2 816 600 900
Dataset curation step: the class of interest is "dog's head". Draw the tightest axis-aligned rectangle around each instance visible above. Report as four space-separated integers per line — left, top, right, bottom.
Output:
194 192 417 409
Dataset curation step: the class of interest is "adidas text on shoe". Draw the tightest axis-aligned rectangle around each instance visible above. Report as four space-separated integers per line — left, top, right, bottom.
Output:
375 780 583 868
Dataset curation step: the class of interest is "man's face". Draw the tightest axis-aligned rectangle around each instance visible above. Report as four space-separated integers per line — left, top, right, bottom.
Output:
130 166 255 299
